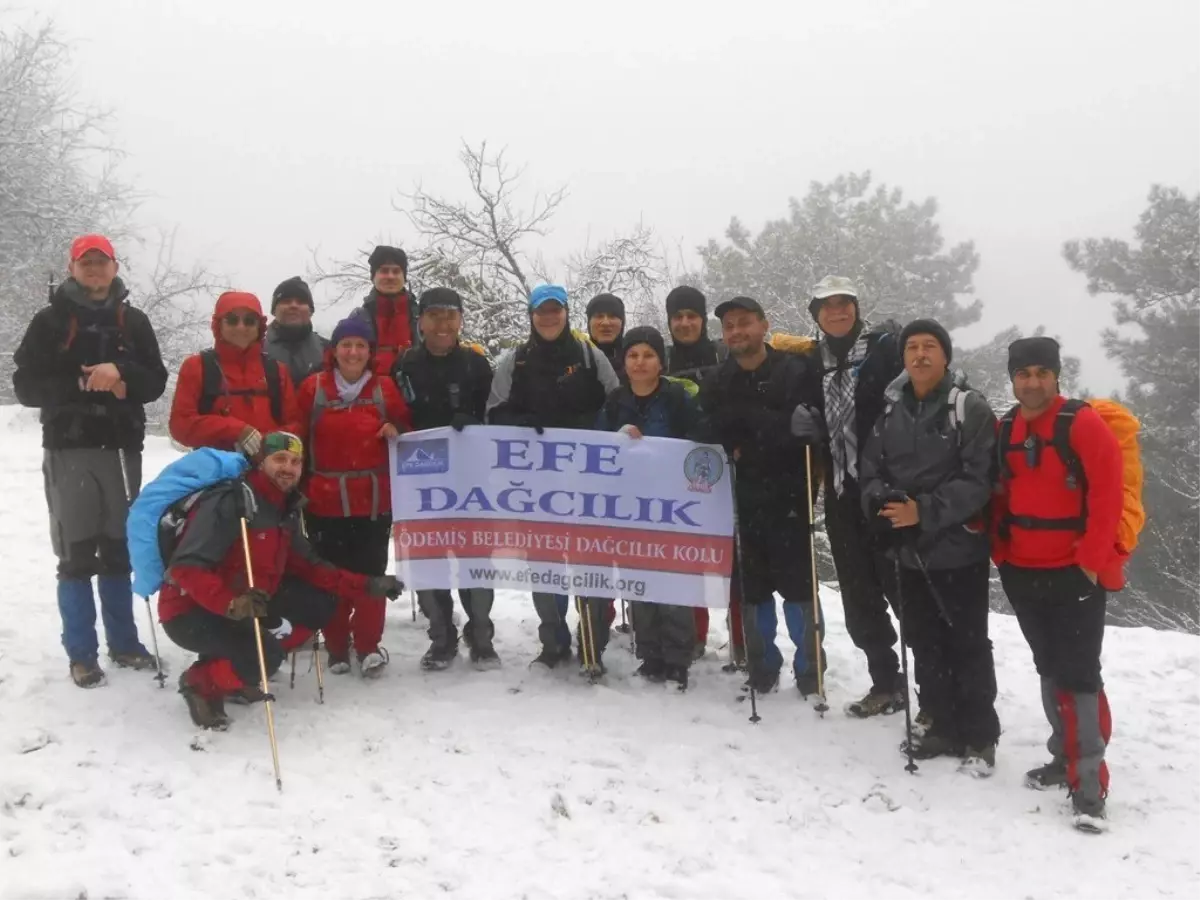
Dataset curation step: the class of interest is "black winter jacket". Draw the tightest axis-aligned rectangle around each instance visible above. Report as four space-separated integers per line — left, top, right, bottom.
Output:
392 343 493 430
12 278 168 452
859 370 996 571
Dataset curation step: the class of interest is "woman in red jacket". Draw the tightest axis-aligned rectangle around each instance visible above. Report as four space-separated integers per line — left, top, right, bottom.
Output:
169 291 301 453
296 317 411 678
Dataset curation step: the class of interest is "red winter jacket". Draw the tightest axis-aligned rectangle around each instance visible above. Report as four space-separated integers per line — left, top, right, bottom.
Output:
295 367 411 519
169 292 301 450
349 290 419 375
159 469 373 623
991 395 1126 590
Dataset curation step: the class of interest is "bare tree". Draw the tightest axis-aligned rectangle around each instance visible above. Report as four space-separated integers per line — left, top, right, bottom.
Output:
559 222 671 333
0 18 135 399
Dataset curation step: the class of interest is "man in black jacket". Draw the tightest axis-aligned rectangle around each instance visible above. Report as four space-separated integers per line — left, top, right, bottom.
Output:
860 319 1000 773
802 275 908 718
393 287 498 670
265 276 328 388
12 234 169 688
699 296 824 695
487 284 620 671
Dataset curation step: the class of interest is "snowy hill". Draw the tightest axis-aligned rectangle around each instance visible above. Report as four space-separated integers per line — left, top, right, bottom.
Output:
2 414 1198 900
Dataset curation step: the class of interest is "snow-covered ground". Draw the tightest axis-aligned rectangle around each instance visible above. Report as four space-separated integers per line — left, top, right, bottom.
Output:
2 407 1198 900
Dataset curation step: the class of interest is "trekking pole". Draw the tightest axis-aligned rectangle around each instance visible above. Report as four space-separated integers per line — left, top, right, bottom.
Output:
729 460 760 724
895 554 918 775
804 447 829 716
144 598 166 688
239 517 283 792
289 650 297 690
411 591 417 623
313 629 325 704
576 596 597 678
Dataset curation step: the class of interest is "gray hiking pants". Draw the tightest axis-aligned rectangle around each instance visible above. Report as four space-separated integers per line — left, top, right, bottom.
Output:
631 601 695 667
43 448 140 579
419 589 495 651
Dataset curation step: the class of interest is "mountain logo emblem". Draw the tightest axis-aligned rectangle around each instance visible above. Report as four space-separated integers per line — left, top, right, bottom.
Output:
396 438 450 475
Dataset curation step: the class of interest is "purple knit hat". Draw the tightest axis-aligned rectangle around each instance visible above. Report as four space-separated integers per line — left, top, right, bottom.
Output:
331 316 375 348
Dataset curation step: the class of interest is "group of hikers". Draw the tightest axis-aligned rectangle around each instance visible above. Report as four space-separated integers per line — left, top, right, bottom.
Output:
11 234 1140 831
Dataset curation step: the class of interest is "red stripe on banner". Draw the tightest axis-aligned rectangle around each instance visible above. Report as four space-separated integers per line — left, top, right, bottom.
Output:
393 518 732 576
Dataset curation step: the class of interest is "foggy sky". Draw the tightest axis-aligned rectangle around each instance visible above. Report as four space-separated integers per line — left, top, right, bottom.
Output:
29 0 1200 393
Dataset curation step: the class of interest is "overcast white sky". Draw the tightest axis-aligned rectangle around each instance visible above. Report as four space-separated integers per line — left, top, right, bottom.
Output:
28 0 1200 392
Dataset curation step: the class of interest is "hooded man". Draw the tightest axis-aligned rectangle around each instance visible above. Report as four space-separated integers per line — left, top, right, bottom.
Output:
170 291 301 454
803 275 908 718
992 336 1124 829
13 234 169 688
158 431 402 729
487 284 620 671
586 292 626 375
265 276 329 389
859 319 1000 774
347 245 421 375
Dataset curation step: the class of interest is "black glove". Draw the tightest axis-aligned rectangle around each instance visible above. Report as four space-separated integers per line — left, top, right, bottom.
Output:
227 588 270 620
790 404 824 443
449 412 480 432
366 575 404 600
512 413 545 435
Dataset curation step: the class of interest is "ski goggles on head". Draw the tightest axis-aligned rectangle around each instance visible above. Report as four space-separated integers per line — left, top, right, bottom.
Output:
262 431 303 458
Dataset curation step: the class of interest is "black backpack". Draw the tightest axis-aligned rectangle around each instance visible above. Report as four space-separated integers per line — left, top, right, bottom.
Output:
196 348 284 423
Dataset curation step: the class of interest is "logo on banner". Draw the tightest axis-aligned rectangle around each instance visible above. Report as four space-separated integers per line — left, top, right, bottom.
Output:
396 438 450 475
683 447 724 494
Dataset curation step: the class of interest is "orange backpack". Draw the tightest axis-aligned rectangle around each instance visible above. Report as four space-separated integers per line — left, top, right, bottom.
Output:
999 398 1145 554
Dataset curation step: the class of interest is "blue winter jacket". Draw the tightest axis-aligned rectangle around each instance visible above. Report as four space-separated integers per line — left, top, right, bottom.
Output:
595 378 703 439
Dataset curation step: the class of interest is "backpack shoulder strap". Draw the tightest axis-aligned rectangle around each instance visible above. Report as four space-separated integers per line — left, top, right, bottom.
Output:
947 386 970 435
197 349 223 415
371 381 387 422
263 354 283 423
1053 399 1088 490
997 405 1021 481
310 373 328 429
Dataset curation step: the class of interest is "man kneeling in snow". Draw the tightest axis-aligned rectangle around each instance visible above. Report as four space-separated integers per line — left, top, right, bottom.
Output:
158 431 402 729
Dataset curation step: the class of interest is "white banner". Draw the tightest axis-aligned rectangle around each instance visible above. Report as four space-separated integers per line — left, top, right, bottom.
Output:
389 426 733 606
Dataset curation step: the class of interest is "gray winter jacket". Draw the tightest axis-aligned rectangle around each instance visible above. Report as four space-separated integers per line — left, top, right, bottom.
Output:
859 370 996 571
264 322 329 390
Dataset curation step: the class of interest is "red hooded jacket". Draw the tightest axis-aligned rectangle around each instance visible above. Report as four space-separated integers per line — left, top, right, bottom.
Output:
158 469 375 623
169 292 301 450
295 365 411 519
992 395 1126 590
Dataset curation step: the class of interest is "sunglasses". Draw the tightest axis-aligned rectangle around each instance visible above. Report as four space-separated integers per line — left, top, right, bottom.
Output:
222 312 261 327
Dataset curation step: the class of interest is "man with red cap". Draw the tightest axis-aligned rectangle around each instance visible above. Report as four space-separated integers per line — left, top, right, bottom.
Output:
347 245 421 375
158 431 403 729
169 291 301 453
13 234 169 688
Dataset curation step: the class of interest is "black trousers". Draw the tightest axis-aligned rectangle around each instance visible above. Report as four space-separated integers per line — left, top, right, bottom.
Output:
883 557 1000 747
163 575 338 685
825 486 900 692
306 515 392 579
999 564 1106 693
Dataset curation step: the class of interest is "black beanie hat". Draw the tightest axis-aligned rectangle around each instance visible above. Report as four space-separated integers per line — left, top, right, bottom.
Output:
368 245 408 278
271 276 314 313
622 326 666 367
586 292 625 322
1008 336 1062 378
899 318 953 363
665 286 707 319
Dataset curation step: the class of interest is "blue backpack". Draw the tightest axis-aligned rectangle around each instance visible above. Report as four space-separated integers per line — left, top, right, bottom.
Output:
128 449 249 598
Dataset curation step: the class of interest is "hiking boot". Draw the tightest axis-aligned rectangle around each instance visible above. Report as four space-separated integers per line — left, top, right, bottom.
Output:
178 673 229 731
745 667 780 694
359 647 390 679
469 645 501 670
795 672 822 698
1025 759 1069 791
225 685 269 705
959 744 997 778
579 657 606 679
1071 793 1107 833
420 642 457 672
663 664 689 691
913 708 934 737
530 645 570 670
70 659 106 689
636 659 666 682
845 687 907 718
108 647 159 672
900 729 964 760
693 643 706 661
328 653 352 675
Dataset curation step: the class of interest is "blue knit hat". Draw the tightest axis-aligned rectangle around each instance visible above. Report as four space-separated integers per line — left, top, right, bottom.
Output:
529 284 568 309
331 316 375 348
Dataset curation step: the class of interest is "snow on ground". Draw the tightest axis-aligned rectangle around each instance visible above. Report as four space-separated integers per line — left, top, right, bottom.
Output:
2 411 1199 899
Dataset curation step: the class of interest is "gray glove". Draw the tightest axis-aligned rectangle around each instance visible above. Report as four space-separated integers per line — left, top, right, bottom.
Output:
790 404 824 442
236 426 263 458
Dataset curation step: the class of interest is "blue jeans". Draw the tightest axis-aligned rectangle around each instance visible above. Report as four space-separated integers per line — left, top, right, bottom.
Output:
58 576 144 663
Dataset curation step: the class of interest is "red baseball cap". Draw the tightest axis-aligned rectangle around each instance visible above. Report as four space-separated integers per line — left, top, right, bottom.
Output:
70 234 116 262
